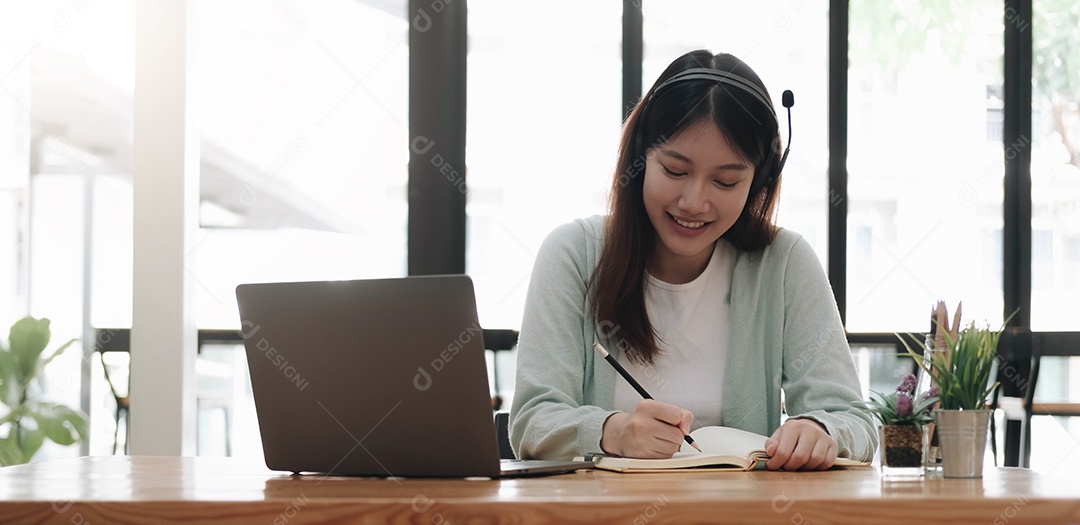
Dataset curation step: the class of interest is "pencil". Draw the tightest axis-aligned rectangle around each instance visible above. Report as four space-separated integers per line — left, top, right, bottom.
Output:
593 342 702 453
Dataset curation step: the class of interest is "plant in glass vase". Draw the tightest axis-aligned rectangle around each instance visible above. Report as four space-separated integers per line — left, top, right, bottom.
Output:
857 374 939 478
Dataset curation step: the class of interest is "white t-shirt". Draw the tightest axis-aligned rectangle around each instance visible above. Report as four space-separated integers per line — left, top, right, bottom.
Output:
613 240 735 428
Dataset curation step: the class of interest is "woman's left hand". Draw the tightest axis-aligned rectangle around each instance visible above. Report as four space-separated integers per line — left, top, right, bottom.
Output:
763 418 838 471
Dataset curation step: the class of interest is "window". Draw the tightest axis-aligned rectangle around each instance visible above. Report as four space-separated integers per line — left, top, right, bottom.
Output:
847 1 1005 332
854 225 873 288
1026 0 1080 480
983 228 1003 288
1032 229 1054 291
1 0 137 459
186 0 410 455
466 1 621 330
194 0 408 328
850 345 916 400
4 0 411 459
0 32 30 329
1030 1 1080 330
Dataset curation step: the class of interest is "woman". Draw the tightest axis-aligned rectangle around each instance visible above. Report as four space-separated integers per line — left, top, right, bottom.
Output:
509 50 876 470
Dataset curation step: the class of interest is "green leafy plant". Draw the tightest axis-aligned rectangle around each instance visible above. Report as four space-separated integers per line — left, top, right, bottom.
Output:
0 316 89 465
856 374 939 428
900 318 1007 411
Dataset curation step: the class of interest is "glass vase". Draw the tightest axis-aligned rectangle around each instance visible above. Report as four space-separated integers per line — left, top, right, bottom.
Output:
879 424 927 478
916 335 943 472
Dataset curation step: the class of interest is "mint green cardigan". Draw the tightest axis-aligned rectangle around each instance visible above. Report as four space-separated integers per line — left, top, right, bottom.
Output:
509 215 877 461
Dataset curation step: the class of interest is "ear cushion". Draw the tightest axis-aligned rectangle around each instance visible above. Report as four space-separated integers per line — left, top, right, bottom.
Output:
749 133 783 194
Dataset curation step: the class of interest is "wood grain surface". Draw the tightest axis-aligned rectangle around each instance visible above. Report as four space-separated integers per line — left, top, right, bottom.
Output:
0 456 1077 524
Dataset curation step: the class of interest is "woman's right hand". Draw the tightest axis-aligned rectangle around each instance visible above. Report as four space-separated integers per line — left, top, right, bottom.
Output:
599 399 694 458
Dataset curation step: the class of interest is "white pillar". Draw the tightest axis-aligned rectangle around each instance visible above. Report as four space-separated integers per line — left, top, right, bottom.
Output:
130 0 198 456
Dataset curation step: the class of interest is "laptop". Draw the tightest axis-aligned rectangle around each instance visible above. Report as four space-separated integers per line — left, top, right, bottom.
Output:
235 275 591 478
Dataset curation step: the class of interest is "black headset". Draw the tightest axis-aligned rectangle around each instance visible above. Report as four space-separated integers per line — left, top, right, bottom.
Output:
632 67 794 193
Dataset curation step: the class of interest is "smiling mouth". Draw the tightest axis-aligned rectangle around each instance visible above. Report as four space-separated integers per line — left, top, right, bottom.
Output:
670 214 710 230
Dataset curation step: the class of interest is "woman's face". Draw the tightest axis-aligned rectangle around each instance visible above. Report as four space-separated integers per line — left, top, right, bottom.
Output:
642 120 754 282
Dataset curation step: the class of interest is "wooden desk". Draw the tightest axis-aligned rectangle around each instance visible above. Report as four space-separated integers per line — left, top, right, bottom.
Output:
0 456 1077 524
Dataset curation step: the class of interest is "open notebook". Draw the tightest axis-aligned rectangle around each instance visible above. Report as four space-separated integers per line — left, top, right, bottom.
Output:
587 426 871 473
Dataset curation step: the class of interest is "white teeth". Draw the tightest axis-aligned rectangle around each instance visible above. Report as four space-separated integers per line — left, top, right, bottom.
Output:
674 217 705 229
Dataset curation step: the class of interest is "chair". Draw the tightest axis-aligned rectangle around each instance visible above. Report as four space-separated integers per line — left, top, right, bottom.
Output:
95 328 136 454
99 349 131 454
482 329 518 459
482 329 519 411
93 328 240 455
494 411 515 459
990 329 1080 467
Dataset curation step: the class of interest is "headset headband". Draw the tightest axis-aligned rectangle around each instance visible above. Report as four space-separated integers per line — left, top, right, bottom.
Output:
650 67 777 122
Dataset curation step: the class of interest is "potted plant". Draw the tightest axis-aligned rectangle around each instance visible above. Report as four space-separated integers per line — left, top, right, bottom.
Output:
0 316 89 465
902 303 1007 478
857 374 939 478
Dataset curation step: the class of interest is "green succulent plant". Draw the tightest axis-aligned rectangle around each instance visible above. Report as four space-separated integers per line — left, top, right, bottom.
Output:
0 316 89 465
857 374 939 428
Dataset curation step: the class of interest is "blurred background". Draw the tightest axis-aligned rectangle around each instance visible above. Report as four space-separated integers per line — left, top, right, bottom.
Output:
0 0 1077 480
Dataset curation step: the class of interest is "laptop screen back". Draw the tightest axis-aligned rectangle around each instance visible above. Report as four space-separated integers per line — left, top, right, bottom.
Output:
236 275 503 477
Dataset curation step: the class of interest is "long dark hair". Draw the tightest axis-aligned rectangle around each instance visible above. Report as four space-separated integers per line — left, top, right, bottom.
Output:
591 50 783 365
